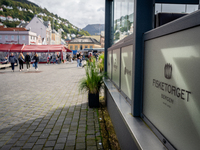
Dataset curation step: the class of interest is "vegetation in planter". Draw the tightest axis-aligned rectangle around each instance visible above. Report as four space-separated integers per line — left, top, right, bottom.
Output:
79 57 104 94
98 53 104 73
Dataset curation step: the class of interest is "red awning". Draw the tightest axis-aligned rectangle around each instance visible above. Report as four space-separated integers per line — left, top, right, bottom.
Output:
0 44 24 52
22 45 65 52
65 47 72 52
0 44 71 53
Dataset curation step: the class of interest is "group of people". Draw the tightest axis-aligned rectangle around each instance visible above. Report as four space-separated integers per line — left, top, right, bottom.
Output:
46 53 61 65
8 53 39 72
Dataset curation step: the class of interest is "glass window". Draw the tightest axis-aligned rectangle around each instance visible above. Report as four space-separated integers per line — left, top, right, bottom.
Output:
85 46 88 48
0 35 2 39
75 46 78 50
113 0 134 44
11 35 14 40
90 46 93 49
70 46 73 50
23 36 25 40
5 35 8 40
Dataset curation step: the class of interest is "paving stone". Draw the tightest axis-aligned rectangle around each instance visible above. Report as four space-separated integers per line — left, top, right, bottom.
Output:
87 146 98 150
23 143 34 149
45 141 56 147
0 64 103 150
76 142 85 149
54 143 65 150
32 144 43 150
87 140 96 146
36 139 46 145
57 138 67 143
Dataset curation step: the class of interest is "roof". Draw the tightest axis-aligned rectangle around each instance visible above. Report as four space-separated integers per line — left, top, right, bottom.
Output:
0 27 27 31
18 22 28 28
69 37 101 45
0 44 72 52
0 44 24 52
82 35 100 42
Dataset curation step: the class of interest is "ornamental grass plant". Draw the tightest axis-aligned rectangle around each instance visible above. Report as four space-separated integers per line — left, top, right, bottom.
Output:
79 57 105 94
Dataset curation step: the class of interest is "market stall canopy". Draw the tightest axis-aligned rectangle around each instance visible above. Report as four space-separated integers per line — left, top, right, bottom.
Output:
0 44 24 52
22 45 66 52
0 44 72 52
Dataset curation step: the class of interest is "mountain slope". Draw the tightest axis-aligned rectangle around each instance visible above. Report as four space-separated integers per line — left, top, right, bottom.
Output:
82 24 104 35
0 0 90 38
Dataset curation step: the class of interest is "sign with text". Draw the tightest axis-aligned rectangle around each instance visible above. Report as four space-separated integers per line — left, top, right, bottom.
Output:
143 26 200 150
107 51 112 78
121 45 133 99
112 49 120 87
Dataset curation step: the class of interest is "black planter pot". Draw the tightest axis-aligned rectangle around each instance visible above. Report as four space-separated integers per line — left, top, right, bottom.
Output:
88 92 99 108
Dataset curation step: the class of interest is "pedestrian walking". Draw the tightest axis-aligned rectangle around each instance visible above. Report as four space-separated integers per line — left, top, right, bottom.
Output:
47 54 52 65
9 53 17 72
25 52 31 71
33 53 39 70
56 53 60 64
80 56 83 67
18 53 25 72
77 52 80 67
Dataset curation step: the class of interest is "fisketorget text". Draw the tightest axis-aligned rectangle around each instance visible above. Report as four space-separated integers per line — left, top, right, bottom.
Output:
153 79 191 102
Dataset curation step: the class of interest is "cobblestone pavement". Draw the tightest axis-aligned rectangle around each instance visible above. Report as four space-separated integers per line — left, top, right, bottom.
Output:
0 63 102 150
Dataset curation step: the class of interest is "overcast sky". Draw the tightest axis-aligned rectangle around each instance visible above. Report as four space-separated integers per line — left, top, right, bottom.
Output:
28 0 198 29
29 0 105 29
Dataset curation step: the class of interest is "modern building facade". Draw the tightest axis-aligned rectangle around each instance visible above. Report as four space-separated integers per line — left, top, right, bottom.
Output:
68 37 101 50
0 27 37 45
104 0 200 150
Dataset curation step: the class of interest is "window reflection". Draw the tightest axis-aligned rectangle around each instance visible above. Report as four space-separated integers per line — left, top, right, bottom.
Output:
113 0 134 44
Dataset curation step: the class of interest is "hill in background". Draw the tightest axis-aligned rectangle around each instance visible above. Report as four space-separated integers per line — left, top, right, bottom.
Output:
82 24 104 35
0 0 90 38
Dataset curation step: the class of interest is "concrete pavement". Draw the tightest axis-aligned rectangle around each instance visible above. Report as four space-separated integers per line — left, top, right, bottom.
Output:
0 63 103 150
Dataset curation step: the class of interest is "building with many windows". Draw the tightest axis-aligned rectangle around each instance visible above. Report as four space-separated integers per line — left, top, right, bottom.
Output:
104 0 200 150
0 27 37 45
68 37 101 50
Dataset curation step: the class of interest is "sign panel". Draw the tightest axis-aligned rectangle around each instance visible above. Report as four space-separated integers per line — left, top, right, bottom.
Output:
121 45 133 99
112 49 120 87
143 26 200 150
107 50 112 78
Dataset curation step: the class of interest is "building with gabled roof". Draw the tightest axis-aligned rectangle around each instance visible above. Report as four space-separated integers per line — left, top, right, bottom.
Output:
68 37 101 50
18 15 52 45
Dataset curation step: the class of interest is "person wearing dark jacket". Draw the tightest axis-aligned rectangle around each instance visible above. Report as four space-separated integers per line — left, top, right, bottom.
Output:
9 53 17 72
18 53 25 71
33 53 39 70
25 52 31 71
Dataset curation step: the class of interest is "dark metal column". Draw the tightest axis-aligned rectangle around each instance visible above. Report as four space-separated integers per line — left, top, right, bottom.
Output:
104 0 113 73
132 0 155 116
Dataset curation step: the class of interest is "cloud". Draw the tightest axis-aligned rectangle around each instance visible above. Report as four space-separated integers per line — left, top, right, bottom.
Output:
29 0 105 28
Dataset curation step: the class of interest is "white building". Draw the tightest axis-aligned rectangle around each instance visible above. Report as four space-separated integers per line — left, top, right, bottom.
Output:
0 15 6 21
13 18 20 22
22 8 27 11
0 27 37 45
0 22 3 26
28 9 33 13
7 16 13 22
6 6 13 10
25 15 52 45
0 8 3 11
17 6 22 11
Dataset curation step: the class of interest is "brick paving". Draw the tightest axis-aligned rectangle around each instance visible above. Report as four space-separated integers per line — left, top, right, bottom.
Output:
0 63 103 150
